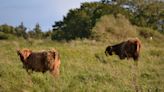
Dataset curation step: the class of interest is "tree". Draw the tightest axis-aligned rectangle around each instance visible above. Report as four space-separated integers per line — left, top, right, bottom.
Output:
43 30 52 39
52 8 93 40
131 0 164 29
52 0 164 41
52 2 115 40
15 22 27 39
0 24 15 34
33 23 43 39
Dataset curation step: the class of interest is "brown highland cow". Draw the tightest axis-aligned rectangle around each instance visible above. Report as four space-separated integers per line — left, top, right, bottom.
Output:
105 38 141 61
17 48 61 76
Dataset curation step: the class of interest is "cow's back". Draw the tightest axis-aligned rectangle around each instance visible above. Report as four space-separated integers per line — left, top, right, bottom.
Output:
26 52 49 72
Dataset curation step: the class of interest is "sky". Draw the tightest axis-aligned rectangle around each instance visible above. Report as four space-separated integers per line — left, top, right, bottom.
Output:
0 0 100 31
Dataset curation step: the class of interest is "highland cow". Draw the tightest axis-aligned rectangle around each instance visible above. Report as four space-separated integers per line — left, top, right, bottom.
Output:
105 38 141 61
17 48 61 76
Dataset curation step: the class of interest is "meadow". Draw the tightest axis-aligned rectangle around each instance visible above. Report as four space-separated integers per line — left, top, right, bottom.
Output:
0 36 163 92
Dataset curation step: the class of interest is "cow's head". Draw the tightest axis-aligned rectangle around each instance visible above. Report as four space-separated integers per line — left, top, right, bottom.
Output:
17 48 32 63
105 46 113 56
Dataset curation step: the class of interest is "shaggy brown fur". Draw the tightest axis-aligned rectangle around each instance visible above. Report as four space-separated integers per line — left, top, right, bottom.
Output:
17 48 61 76
105 38 141 61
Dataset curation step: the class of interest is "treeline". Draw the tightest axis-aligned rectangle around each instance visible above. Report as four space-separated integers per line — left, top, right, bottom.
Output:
52 0 164 41
0 22 52 40
0 0 164 41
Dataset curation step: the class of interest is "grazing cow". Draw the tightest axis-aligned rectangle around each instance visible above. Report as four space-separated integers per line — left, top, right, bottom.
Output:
105 38 141 61
17 48 61 76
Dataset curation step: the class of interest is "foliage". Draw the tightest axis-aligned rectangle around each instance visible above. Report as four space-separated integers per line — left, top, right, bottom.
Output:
52 2 129 41
0 23 28 39
0 24 15 34
52 0 164 41
1 0 163 41
27 23 44 39
130 0 164 31
0 32 9 40
91 14 138 41
0 22 51 40
137 27 164 41
33 23 43 39
15 22 28 39
43 30 52 39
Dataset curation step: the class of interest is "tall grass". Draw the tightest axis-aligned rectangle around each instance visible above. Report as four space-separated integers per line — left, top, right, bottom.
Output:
0 37 163 92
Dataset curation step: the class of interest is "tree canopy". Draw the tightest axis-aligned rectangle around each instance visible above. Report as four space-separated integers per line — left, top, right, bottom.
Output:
52 0 164 41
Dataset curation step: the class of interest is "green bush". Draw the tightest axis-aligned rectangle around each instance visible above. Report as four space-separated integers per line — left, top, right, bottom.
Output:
0 32 9 40
137 27 164 40
91 14 138 41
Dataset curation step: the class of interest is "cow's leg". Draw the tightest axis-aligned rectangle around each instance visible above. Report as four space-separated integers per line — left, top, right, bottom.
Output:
119 54 125 59
24 65 30 73
133 55 139 61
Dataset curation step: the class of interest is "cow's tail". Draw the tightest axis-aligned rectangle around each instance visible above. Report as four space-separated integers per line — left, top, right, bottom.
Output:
133 38 141 61
134 38 141 54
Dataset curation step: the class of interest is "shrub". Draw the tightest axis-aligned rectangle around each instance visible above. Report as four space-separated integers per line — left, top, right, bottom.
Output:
0 32 9 40
137 27 164 40
91 14 138 41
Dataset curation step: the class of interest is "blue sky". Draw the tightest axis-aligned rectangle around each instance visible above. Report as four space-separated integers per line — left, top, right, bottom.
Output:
0 0 99 31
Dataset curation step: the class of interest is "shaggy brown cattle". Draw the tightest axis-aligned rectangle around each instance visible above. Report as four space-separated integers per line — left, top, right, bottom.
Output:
105 38 141 61
17 48 61 76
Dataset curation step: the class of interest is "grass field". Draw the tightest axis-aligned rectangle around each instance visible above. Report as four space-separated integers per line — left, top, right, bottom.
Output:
0 37 164 92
